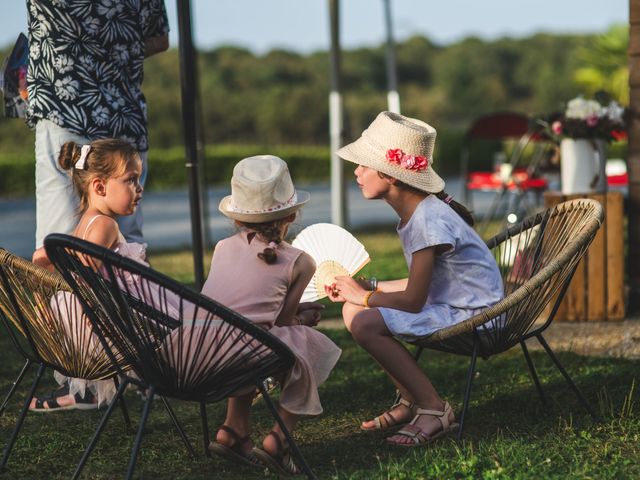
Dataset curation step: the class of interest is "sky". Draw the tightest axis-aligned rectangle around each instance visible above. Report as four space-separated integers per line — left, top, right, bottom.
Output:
0 0 629 54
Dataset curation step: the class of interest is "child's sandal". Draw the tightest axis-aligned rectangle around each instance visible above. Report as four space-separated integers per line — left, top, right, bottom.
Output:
361 396 415 431
208 425 263 469
386 401 459 447
251 431 300 476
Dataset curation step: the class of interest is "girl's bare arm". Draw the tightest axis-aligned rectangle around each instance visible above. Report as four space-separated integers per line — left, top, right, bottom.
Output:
275 252 316 327
334 247 435 313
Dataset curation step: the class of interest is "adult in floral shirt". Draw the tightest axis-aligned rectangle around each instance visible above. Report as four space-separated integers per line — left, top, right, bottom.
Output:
27 0 169 251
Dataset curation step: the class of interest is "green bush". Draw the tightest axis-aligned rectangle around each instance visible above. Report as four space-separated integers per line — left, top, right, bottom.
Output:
0 133 467 196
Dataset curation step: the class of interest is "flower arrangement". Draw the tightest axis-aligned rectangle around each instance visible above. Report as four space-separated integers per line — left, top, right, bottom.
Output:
385 148 429 171
539 95 628 143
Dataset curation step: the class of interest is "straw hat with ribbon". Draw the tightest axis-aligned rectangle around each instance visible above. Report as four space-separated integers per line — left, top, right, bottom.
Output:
219 155 310 222
336 111 445 193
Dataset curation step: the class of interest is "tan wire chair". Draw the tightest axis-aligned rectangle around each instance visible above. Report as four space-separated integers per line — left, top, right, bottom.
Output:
0 248 130 473
408 198 604 438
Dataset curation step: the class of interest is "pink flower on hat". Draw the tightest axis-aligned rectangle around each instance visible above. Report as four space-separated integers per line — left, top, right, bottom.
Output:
385 148 404 165
386 148 428 171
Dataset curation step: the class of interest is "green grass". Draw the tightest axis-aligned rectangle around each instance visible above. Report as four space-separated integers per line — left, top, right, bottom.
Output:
0 231 638 479
0 330 638 479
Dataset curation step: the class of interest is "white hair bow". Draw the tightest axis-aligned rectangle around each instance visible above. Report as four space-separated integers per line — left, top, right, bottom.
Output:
74 144 91 170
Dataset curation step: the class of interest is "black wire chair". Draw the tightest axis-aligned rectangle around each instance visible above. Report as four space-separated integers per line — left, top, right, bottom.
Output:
0 247 131 474
406 199 604 439
44 233 316 480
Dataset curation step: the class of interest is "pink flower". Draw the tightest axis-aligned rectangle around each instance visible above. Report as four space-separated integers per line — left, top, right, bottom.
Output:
586 114 599 127
551 121 563 135
386 148 429 171
385 148 404 165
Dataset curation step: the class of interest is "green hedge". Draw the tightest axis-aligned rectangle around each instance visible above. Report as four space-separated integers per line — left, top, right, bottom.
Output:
11 129 623 197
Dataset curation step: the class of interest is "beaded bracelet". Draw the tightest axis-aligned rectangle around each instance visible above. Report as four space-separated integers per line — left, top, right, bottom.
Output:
363 290 375 308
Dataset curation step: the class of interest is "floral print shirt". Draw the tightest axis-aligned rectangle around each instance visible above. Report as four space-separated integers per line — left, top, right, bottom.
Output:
26 0 169 151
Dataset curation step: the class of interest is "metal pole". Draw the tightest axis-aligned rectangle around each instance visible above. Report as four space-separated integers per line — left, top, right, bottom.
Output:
176 0 205 288
329 0 347 227
382 0 400 113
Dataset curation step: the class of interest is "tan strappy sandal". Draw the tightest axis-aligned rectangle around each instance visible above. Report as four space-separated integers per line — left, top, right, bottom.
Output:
361 396 415 431
386 401 459 447
251 431 300 476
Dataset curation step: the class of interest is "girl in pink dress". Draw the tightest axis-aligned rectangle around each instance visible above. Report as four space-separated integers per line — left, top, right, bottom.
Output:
30 138 145 411
203 155 341 475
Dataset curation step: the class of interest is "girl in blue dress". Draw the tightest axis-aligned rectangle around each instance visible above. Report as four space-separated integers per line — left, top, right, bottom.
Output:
327 112 503 447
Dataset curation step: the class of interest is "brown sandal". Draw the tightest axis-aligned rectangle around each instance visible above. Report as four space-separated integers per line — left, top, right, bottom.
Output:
208 425 262 469
361 396 414 431
386 401 459 447
251 431 300 476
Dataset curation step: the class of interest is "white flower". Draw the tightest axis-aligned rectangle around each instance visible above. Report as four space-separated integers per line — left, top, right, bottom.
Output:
111 44 130 66
29 42 41 59
92 106 110 126
46 111 63 125
53 55 74 73
83 17 101 36
54 76 80 100
606 101 625 123
565 97 603 120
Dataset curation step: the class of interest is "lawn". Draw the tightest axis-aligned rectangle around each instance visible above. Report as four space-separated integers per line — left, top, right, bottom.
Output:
0 230 638 479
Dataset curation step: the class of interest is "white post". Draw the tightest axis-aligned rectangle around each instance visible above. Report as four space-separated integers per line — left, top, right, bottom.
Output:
329 0 346 227
383 0 400 113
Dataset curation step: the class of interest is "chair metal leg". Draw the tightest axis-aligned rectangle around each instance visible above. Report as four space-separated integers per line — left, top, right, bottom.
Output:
112 376 132 429
125 385 155 480
520 340 547 405
258 382 317 480
457 341 479 441
1 363 45 471
200 401 211 457
159 395 196 458
0 359 31 416
72 379 129 480
535 334 601 422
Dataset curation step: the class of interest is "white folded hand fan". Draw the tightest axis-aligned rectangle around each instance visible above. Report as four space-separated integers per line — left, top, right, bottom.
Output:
292 223 370 302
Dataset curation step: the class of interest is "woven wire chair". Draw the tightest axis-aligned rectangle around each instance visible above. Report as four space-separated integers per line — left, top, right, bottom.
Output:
44 234 317 480
0 247 131 473
407 198 604 439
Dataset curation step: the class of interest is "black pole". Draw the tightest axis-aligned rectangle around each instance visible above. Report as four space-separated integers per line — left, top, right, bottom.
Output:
176 0 205 288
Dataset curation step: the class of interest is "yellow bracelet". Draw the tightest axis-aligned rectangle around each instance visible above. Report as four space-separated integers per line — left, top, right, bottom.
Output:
363 290 375 308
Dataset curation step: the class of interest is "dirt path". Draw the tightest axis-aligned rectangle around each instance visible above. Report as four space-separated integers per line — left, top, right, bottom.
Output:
319 318 640 359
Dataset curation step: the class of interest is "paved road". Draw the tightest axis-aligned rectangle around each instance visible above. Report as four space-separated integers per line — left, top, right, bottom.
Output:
1 177 510 257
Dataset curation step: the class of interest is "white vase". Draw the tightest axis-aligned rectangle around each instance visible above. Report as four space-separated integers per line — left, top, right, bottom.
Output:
560 138 607 194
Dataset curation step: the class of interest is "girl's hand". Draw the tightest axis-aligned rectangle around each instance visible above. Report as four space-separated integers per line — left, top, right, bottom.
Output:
324 282 346 303
296 302 324 327
333 275 370 306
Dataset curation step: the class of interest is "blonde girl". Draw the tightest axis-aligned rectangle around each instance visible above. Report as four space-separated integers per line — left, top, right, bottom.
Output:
203 155 341 475
30 138 144 411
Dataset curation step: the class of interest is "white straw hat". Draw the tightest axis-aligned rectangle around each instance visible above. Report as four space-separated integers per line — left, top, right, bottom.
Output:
219 155 310 222
336 111 445 193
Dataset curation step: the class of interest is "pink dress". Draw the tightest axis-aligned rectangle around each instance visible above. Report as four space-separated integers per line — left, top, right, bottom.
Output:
200 232 342 416
52 215 152 405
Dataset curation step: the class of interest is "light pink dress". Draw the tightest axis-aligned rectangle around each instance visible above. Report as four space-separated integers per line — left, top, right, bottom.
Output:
52 215 153 405
201 231 342 416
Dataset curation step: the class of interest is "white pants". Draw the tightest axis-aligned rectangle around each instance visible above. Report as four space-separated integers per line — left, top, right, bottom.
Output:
34 119 147 248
